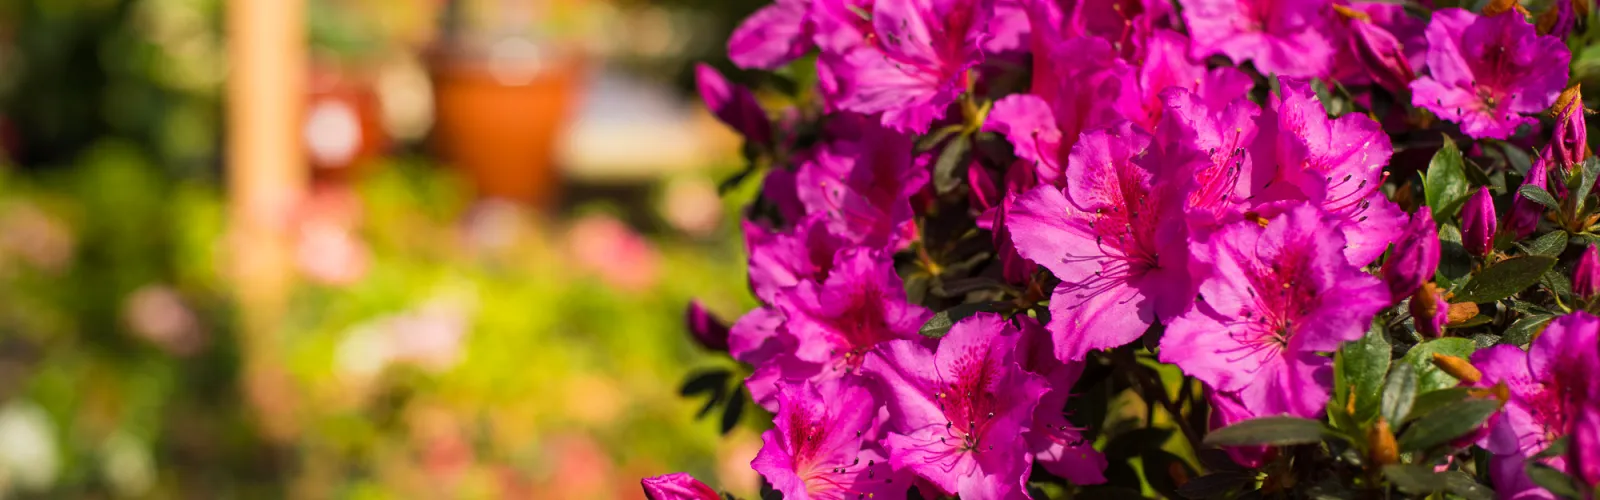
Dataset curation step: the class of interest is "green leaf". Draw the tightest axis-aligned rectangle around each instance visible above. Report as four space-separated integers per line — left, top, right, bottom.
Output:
1381 362 1418 424
915 124 964 152
932 135 971 194
1526 462 1584 499
1397 398 1502 452
680 369 731 397
1405 387 1474 424
1399 338 1479 393
1425 135 1472 222
1338 323 1392 422
1519 185 1562 212
1453 256 1559 303
1543 269 1574 299
1203 416 1331 447
1442 470 1496 500
1383 464 1448 494
1526 230 1569 256
1576 157 1600 215
919 302 996 339
1533 437 1570 460
1438 224 1472 283
719 388 746 434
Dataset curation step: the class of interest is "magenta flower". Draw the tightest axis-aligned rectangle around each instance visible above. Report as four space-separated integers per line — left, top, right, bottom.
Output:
744 215 847 304
1264 79 1405 266
1552 86 1588 168
778 247 932 375
1472 311 1600 495
752 377 909 499
1460 186 1497 257
1131 29 1254 130
1006 122 1194 361
1510 156 1553 239
1381 209 1439 304
794 115 929 248
986 30 1139 187
1160 203 1389 418
685 301 731 352
1335 5 1418 94
1410 9 1571 139
1410 283 1449 339
1208 390 1272 468
696 64 772 148
1152 88 1272 229
1179 0 1339 78
728 0 812 70
1016 316 1107 485
1576 245 1600 299
641 472 720 500
864 313 1048 498
820 0 999 132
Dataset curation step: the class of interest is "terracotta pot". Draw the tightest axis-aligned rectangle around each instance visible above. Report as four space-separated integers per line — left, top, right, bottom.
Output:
305 62 388 183
428 50 584 209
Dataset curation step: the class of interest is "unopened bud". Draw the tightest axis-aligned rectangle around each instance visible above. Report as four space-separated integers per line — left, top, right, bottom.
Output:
1460 187 1497 257
1411 282 1449 338
1431 353 1483 384
1552 85 1589 167
685 300 731 352
1368 418 1399 466
1508 157 1551 239
1577 245 1600 298
1337 7 1416 94
1538 0 1584 39
1382 210 1440 304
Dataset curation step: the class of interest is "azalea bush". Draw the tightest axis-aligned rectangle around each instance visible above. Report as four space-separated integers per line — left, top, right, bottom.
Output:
651 0 1600 498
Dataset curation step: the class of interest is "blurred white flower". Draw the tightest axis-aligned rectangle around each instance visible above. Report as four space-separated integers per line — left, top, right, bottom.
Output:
0 401 59 494
99 432 154 498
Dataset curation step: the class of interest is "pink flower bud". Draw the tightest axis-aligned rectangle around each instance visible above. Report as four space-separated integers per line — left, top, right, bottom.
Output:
1460 187 1497 257
684 300 730 352
1575 245 1600 298
1382 210 1439 303
968 163 1000 214
1553 85 1588 168
1337 7 1416 94
641 472 720 500
695 64 772 149
1509 156 1551 239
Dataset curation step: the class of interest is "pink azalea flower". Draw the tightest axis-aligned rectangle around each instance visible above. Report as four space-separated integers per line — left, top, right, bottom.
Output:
1410 9 1571 139
1574 245 1600 299
1179 0 1339 78
1131 29 1254 130
1152 88 1272 229
1332 2 1424 93
1016 317 1107 485
744 215 848 304
985 27 1139 186
728 0 812 70
1380 209 1440 304
795 115 929 248
1208 390 1272 468
1460 186 1497 257
819 0 1000 132
1160 203 1389 418
1509 155 1553 239
864 313 1048 499
1006 122 1194 361
641 472 720 500
752 377 909 498
1265 80 1406 265
1472 311 1600 494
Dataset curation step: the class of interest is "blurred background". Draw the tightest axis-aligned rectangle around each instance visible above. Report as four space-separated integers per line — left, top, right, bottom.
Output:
0 0 771 497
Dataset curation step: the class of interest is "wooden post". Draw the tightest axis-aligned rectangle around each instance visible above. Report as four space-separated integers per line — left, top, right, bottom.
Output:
227 0 306 440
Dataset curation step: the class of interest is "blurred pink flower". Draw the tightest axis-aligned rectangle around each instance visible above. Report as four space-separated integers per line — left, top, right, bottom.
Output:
567 214 662 292
122 284 206 356
0 201 75 274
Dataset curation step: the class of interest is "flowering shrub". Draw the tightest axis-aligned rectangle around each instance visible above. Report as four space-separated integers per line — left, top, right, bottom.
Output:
651 0 1600 498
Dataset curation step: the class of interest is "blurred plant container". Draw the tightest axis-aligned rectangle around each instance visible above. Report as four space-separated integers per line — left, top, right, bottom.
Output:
306 62 390 182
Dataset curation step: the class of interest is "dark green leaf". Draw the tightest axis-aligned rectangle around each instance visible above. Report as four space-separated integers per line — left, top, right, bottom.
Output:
1470 333 1502 349
915 124 964 152
1439 224 1472 283
1196 449 1246 474
1381 362 1418 424
1338 323 1391 422
1543 269 1574 299
1399 338 1478 393
1105 428 1175 461
919 302 996 339
1142 449 1195 500
719 389 746 434
1442 470 1496 500
1425 136 1472 222
1526 230 1569 256
1203 416 1331 447
1454 256 1558 303
680 369 731 397
1526 462 1583 499
1176 472 1253 499
1397 398 1501 452
932 135 971 194
1576 157 1600 214
1533 437 1570 460
1405 387 1474 423
1383 464 1448 494
1520 185 1562 211
1502 314 1554 346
